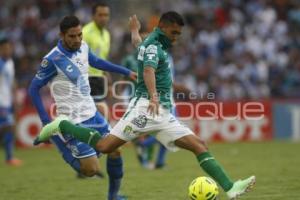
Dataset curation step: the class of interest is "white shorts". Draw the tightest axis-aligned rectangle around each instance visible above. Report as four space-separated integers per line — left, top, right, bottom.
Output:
111 97 194 151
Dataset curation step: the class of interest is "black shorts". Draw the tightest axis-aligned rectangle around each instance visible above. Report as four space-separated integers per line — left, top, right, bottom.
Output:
89 76 106 102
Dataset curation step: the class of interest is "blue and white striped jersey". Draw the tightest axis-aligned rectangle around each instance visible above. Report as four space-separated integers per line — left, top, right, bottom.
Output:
30 40 131 124
36 41 96 123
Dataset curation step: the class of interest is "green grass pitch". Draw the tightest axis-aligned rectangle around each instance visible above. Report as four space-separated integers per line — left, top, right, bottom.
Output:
0 141 299 200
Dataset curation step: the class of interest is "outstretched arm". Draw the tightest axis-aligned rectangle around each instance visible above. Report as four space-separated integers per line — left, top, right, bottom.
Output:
129 15 142 48
88 51 136 80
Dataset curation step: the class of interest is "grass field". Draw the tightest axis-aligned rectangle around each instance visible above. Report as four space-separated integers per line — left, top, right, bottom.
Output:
0 141 300 200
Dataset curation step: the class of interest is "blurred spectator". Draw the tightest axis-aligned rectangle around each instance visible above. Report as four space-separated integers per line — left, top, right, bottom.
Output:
0 0 300 101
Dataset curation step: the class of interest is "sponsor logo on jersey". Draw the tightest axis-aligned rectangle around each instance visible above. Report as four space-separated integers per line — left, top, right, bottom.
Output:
123 125 133 136
147 54 155 60
145 45 157 54
131 115 147 128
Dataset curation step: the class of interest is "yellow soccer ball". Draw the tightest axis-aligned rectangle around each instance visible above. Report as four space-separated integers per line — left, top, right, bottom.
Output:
188 176 219 200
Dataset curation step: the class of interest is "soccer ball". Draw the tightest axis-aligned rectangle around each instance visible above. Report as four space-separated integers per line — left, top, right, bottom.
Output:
188 176 219 200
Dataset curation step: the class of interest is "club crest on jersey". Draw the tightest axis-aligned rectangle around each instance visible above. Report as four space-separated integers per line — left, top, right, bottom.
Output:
131 115 147 128
41 59 49 68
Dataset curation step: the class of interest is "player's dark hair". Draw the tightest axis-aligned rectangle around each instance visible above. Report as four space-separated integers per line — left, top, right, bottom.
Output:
59 15 80 33
92 1 109 15
159 11 185 26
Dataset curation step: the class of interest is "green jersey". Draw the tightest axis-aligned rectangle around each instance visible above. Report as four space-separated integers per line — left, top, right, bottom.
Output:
134 27 173 109
121 51 139 96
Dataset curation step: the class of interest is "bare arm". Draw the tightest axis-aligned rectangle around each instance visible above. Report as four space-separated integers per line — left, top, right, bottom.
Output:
143 66 159 116
129 15 142 48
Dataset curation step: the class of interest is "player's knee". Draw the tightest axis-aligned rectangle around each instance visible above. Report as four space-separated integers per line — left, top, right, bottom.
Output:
97 143 114 154
79 158 100 177
101 147 114 154
80 165 99 177
108 149 121 158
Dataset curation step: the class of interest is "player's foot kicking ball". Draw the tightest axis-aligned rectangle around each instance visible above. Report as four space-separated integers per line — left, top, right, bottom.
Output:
227 176 256 199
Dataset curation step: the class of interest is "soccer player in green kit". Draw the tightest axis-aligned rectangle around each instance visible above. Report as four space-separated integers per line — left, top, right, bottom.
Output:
35 11 255 199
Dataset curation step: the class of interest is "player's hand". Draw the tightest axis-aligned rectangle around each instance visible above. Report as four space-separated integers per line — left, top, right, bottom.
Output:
147 98 159 117
129 14 141 32
129 71 137 81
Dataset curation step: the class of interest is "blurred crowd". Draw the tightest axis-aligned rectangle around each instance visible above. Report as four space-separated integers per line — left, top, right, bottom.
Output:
1 0 300 101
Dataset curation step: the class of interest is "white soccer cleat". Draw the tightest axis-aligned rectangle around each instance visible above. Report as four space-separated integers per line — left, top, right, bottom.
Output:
227 176 256 200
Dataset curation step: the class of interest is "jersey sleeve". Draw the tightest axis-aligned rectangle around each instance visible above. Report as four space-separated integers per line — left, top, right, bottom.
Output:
34 58 57 84
143 44 159 69
28 58 57 124
88 49 131 76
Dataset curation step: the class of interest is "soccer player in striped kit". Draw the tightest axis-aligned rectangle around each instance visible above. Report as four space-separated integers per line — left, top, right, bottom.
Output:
29 16 136 200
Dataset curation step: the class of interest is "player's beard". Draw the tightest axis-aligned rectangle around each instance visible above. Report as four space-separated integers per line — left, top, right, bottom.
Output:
63 40 81 52
69 43 81 51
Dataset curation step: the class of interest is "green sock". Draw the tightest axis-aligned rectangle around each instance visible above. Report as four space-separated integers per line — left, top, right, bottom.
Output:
59 120 102 148
197 152 234 192
147 145 155 161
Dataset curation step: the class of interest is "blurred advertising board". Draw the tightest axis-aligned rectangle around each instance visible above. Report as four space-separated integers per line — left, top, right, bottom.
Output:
16 100 300 147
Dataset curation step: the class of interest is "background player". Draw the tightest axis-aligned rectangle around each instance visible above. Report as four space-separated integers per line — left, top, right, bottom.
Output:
29 15 135 200
0 37 22 166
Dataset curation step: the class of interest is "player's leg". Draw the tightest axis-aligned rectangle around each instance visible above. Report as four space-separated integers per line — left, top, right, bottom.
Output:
134 135 156 168
174 134 234 190
155 144 167 169
174 134 255 199
0 125 21 166
133 137 149 166
79 156 101 177
84 112 127 200
139 136 167 169
106 150 126 200
0 110 22 166
35 116 131 153
50 135 102 177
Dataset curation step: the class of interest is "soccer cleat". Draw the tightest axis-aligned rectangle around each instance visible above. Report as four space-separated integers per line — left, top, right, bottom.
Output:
227 176 256 199
155 163 165 169
6 158 23 167
34 116 69 144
